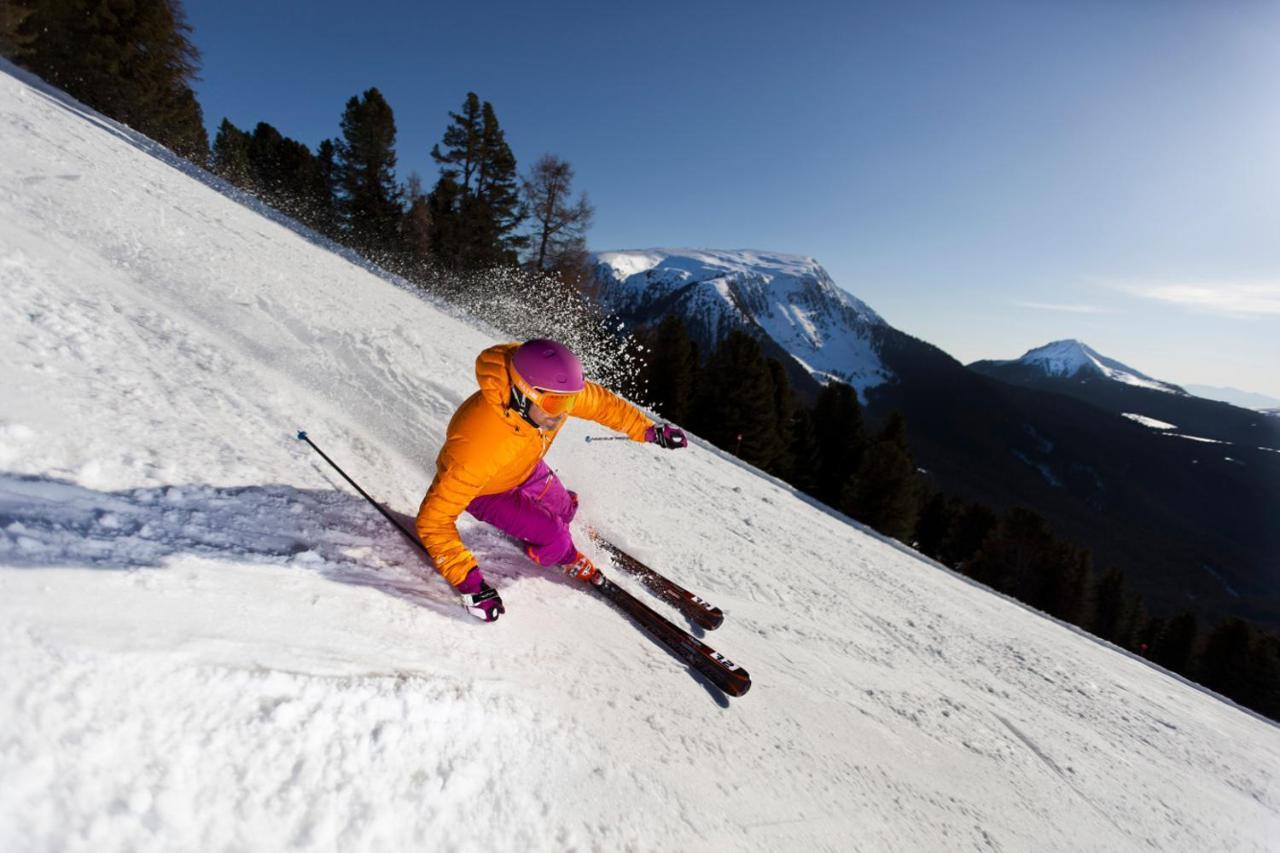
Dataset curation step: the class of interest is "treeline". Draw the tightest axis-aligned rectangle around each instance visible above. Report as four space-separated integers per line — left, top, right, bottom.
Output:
4 0 596 285
634 314 1280 721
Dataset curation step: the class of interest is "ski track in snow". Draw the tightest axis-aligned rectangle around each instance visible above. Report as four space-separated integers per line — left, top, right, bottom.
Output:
2 61 1280 852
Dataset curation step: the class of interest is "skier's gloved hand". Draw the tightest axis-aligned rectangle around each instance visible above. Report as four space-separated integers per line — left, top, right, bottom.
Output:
457 568 504 623
645 424 688 450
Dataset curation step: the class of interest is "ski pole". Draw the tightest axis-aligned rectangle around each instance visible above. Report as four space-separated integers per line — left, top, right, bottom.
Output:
584 435 630 443
295 430 429 556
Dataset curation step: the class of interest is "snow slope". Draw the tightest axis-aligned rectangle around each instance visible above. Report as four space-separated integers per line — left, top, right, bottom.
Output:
594 249 893 396
3 62 1279 852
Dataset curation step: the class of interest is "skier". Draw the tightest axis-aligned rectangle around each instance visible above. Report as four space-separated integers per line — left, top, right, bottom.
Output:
416 338 688 622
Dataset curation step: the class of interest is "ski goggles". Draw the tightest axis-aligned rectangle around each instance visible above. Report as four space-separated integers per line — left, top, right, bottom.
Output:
511 372 581 417
531 388 580 416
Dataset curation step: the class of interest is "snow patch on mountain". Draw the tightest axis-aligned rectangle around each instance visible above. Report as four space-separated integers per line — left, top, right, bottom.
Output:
594 248 893 396
1121 413 1177 430
996 340 1186 394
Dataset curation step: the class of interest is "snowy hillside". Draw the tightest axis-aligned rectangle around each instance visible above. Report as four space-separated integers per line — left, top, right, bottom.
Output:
978 339 1187 395
3 61 1280 852
594 249 893 396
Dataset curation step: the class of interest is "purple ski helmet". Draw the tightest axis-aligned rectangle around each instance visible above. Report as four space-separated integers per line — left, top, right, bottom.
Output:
510 338 585 417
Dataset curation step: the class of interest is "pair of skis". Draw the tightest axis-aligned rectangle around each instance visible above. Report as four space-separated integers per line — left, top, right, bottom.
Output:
586 536 749 697
296 432 751 698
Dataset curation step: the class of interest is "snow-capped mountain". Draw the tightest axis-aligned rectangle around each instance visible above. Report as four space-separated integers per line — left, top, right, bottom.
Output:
969 340 1280 449
972 339 1187 395
593 248 893 397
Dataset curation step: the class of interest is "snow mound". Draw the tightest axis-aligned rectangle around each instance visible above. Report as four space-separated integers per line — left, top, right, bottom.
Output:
2 60 1278 852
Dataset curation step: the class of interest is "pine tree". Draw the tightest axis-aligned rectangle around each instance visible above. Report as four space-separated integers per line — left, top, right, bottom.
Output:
785 406 821 495
431 92 483 194
335 87 404 258
841 412 922 541
313 139 341 238
642 313 697 424
428 93 524 270
1198 619 1256 702
402 173 434 281
473 100 524 265
426 173 466 274
810 382 866 507
19 0 209 161
940 501 998 569
914 491 956 558
766 360 797 479
1150 610 1199 674
690 331 783 469
212 118 252 188
1090 567 1130 644
1 0 34 59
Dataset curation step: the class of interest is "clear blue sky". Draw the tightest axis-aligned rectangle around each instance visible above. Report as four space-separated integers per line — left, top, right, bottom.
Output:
186 0 1280 397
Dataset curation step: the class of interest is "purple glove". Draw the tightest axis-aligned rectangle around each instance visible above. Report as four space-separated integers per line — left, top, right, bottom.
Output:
457 568 504 623
645 424 688 450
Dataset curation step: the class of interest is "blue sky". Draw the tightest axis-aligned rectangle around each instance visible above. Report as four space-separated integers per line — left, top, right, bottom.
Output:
186 1 1280 397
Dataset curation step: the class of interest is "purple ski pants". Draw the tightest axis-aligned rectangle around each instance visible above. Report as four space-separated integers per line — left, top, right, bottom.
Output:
466 461 579 567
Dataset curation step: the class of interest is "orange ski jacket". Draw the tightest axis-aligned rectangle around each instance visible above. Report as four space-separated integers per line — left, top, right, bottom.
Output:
416 342 653 586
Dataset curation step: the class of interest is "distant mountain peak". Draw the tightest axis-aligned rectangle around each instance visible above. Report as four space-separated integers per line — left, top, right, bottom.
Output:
997 339 1186 395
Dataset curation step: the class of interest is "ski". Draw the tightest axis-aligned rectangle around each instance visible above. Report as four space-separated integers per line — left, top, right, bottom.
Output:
590 571 750 697
589 536 725 631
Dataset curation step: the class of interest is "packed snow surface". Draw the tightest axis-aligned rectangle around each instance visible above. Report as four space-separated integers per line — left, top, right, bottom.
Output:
3 62 1279 852
594 248 893 396
998 339 1186 394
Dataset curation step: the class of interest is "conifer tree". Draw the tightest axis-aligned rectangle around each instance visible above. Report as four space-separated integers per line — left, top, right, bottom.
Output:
19 0 209 161
472 100 524 265
1198 619 1256 702
766 360 797 478
429 93 524 269
914 491 956 558
1150 610 1199 674
642 313 697 424
1 0 34 58
690 331 783 469
785 406 821 495
402 173 434 280
431 92 483 194
940 501 998 569
212 118 252 188
811 382 866 507
335 87 404 258
1090 567 1131 644
841 412 922 541
312 139 341 238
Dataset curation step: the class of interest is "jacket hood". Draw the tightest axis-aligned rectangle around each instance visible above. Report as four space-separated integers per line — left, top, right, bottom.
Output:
475 342 519 411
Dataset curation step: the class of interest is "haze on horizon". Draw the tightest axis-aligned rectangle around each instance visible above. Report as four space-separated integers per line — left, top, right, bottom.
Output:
187 0 1280 397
